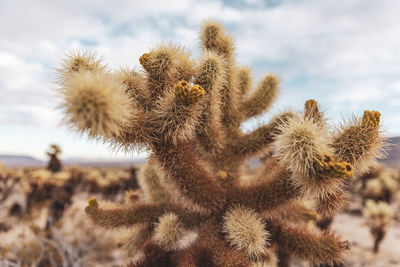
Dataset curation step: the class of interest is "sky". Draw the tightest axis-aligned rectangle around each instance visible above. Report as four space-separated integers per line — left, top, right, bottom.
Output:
1 0 400 160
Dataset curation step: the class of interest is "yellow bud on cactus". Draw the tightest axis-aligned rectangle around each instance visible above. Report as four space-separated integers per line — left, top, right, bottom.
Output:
362 110 381 128
174 81 204 104
88 196 98 209
306 211 319 221
217 170 228 180
318 154 353 178
188 84 205 103
174 80 190 102
139 53 151 69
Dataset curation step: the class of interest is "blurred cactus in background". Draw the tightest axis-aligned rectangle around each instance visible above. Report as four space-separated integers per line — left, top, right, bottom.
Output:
363 200 394 253
56 20 385 266
46 144 62 173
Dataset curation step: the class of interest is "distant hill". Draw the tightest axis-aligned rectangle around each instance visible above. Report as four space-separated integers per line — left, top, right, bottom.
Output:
1 136 399 169
0 155 145 167
0 155 45 167
379 136 400 168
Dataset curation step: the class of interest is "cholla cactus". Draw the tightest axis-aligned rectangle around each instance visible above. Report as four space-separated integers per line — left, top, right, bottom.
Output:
363 200 394 253
46 144 62 173
57 20 385 266
361 167 399 203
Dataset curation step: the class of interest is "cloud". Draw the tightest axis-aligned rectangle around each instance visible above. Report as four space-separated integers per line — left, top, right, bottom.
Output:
1 0 400 159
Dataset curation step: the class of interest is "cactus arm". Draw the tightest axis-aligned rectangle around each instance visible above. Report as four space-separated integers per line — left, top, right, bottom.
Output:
139 45 195 105
231 112 294 158
236 66 252 98
332 110 385 174
265 219 349 266
231 170 301 212
240 74 280 122
153 140 226 213
177 221 249 267
315 188 348 218
149 81 206 145
200 20 242 134
195 51 227 155
85 199 201 229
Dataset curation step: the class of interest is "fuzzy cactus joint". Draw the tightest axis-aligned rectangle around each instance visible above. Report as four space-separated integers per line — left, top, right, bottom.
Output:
57 20 385 266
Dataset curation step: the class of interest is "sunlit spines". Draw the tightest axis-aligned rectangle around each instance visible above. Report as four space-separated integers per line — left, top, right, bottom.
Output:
250 249 278 267
59 70 134 139
195 51 227 154
200 20 234 59
149 81 205 145
153 212 196 251
332 111 385 174
115 68 150 108
237 66 252 97
139 44 195 103
200 20 242 133
274 114 331 178
222 206 270 260
58 51 106 84
274 114 352 197
241 74 280 121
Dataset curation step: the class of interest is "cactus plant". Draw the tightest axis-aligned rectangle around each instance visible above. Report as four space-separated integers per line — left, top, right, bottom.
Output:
363 200 394 253
46 144 62 173
56 20 385 266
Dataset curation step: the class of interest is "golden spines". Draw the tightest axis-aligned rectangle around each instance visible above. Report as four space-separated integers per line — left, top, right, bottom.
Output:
174 80 205 104
362 110 381 128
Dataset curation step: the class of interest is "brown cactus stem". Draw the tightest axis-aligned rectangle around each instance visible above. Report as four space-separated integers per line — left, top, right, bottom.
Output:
277 248 291 267
152 140 226 213
230 170 301 212
231 112 294 158
372 228 385 253
85 203 201 229
177 221 249 267
265 218 348 266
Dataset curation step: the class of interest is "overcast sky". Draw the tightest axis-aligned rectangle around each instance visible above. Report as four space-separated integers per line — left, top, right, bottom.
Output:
1 0 400 160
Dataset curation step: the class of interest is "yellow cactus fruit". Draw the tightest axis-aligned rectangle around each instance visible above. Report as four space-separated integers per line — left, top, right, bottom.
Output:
216 170 228 180
174 80 190 102
362 110 381 128
88 197 98 209
188 84 205 103
139 53 151 69
318 154 353 178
